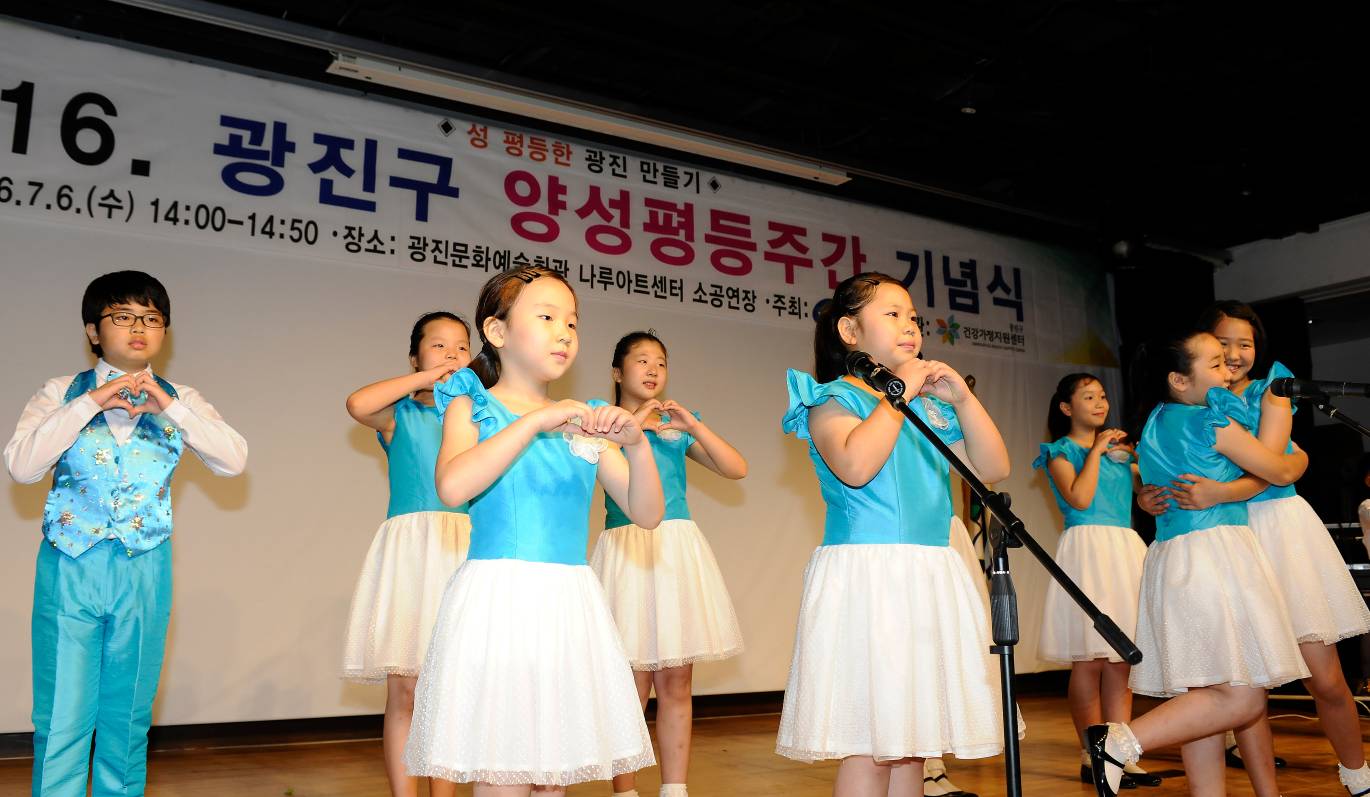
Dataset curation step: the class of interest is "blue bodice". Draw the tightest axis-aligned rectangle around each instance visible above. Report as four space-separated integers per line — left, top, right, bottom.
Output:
782 370 963 547
381 397 469 517
1138 389 1250 541
1032 437 1134 529
604 412 696 529
435 369 603 565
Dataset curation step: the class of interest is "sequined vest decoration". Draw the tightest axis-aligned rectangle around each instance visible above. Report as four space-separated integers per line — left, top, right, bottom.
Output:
41 369 184 558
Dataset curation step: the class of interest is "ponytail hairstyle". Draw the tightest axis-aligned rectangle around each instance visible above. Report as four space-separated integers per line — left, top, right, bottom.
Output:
408 311 470 364
1127 329 1210 433
1047 373 1103 440
814 272 906 382
611 329 668 405
469 266 576 388
1196 299 1269 375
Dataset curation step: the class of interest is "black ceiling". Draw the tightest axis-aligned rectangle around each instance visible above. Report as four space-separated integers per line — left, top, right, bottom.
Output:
10 1 1370 258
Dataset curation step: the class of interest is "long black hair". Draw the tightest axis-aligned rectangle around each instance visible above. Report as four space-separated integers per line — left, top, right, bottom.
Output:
408 311 469 362
611 330 667 405
469 266 576 388
1047 373 1102 440
1127 329 1210 433
813 272 906 382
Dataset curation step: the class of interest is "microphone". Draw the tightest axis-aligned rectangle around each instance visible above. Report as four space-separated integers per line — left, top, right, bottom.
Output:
1270 378 1370 399
845 350 905 397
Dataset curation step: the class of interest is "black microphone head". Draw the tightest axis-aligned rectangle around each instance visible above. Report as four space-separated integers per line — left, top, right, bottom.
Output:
1269 377 1293 398
845 350 873 377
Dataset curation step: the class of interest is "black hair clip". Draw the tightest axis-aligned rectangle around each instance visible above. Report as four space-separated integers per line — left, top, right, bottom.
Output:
511 267 543 284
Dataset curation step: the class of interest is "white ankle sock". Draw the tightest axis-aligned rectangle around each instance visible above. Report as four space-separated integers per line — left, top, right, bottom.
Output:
1340 763 1370 792
613 791 640 797
660 785 687 797
1107 723 1144 763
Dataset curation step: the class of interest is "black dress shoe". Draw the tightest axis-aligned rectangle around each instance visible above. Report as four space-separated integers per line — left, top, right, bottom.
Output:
1224 744 1287 769
1125 769 1162 787
1080 764 1137 790
923 771 979 796
1086 724 1132 797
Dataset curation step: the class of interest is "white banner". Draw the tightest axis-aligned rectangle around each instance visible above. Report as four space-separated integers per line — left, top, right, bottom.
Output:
0 21 1125 730
0 19 1117 366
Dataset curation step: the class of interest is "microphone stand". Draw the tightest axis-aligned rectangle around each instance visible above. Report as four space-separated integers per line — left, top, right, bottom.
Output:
876 388 1142 797
1307 395 1370 438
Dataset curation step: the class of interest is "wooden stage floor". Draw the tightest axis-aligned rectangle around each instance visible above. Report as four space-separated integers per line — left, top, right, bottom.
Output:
0 694 1360 795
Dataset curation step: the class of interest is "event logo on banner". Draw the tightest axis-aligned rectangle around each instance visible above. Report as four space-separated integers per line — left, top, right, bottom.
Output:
0 20 1115 363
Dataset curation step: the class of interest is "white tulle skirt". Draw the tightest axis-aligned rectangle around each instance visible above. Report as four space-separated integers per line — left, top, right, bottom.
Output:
1039 524 1147 664
776 540 1009 762
405 558 654 786
1130 524 1309 698
948 516 989 612
341 511 471 681
1249 495 1370 644
590 518 744 670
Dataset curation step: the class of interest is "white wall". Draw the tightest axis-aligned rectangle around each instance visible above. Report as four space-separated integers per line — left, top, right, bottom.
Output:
1220 211 1370 301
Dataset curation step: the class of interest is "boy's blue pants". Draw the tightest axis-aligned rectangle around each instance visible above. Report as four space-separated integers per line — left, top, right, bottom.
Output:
30 539 172 797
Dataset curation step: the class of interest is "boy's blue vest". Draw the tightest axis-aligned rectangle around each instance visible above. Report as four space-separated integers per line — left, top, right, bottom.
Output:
41 369 184 558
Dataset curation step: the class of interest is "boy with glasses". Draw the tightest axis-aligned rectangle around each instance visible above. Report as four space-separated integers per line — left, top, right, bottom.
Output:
4 270 247 797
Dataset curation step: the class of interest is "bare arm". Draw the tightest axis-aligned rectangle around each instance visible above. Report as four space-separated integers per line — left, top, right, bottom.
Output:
1044 430 1126 511
598 437 666 529
346 363 457 439
919 361 1010 483
1047 456 1097 511
1214 421 1303 486
667 407 747 479
807 397 905 487
1256 389 1293 451
433 396 594 507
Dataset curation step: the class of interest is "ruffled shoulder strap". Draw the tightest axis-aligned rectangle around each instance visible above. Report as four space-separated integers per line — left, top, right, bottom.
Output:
1032 438 1075 470
1197 387 1243 444
782 370 872 442
434 368 496 426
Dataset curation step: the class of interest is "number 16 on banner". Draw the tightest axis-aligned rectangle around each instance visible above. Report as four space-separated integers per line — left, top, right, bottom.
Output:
2 79 151 175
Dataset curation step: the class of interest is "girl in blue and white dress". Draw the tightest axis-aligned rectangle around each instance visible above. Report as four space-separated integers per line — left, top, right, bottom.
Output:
341 311 473 797
1172 301 1370 796
405 267 664 797
1033 373 1162 789
777 272 1014 797
592 330 747 797
1084 330 1308 797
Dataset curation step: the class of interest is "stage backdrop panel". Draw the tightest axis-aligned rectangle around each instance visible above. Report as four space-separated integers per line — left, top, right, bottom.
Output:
0 19 1121 731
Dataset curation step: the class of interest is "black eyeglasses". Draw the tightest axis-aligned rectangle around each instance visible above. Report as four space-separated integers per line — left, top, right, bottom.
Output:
100 311 166 329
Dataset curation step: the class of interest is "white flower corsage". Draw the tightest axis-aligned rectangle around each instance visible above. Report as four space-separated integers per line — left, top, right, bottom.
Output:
655 427 683 442
1106 447 1133 464
920 397 952 430
564 432 610 464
